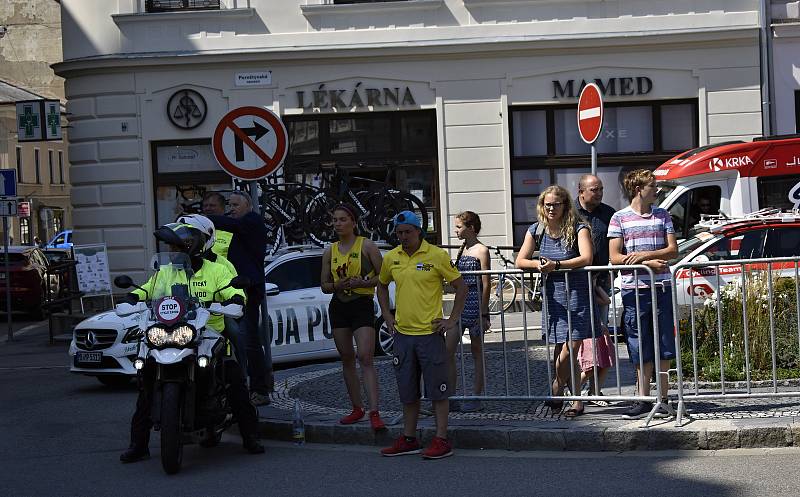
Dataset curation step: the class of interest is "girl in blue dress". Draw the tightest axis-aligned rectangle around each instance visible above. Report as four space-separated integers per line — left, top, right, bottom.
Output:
446 211 491 412
515 186 594 417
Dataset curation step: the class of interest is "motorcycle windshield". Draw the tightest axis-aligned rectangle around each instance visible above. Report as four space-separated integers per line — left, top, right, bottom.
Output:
147 252 195 303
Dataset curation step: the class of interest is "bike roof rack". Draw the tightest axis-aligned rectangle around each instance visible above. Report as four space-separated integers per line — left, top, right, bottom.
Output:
695 208 800 233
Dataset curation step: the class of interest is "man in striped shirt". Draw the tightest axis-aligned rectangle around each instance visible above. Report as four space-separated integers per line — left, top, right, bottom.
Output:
608 169 678 420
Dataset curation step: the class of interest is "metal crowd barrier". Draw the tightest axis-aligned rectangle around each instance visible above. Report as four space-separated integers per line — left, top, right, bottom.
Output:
447 264 674 427
670 256 800 426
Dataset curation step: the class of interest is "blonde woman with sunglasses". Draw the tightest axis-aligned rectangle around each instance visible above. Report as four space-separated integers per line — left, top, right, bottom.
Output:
516 185 594 417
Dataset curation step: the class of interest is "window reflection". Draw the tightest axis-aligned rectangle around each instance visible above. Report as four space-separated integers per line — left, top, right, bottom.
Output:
330 118 391 154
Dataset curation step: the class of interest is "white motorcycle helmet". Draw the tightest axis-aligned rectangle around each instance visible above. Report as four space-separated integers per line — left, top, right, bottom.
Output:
175 213 216 253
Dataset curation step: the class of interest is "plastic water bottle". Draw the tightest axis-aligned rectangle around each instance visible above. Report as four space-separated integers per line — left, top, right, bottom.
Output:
292 399 305 445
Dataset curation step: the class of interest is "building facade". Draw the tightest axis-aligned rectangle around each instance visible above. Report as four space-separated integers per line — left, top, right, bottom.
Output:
772 1 800 134
55 0 765 280
0 0 70 245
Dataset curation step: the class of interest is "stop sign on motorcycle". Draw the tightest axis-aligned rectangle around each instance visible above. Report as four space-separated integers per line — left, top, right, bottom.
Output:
156 297 184 324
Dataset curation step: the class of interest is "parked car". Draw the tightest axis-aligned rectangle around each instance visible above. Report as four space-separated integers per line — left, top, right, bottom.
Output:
609 210 800 332
69 246 397 386
0 246 60 319
45 230 73 249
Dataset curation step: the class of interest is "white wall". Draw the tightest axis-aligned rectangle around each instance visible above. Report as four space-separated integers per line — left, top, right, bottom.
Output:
772 23 800 134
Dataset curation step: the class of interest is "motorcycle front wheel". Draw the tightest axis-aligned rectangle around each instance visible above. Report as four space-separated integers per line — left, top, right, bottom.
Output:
160 382 184 475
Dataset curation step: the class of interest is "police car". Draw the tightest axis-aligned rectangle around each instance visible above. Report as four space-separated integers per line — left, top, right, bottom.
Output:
69 246 396 386
609 210 800 333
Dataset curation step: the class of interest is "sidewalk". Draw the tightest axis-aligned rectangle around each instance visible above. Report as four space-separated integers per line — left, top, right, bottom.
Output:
257 328 800 452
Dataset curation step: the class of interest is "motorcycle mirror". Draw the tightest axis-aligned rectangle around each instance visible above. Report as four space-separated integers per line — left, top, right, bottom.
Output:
114 275 134 289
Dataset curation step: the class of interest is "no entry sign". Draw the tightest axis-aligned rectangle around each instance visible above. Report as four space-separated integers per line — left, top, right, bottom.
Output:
212 106 288 180
577 83 603 144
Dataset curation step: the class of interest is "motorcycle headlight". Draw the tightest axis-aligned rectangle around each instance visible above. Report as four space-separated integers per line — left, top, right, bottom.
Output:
146 326 169 347
171 325 195 347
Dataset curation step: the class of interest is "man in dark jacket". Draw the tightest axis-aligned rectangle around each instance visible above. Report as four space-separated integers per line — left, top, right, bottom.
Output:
574 174 617 402
207 190 271 405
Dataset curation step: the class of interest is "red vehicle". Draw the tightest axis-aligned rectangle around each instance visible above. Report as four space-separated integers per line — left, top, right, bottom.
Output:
654 135 800 240
0 246 59 319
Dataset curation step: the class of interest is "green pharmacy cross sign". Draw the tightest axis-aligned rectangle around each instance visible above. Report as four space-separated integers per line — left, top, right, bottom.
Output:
18 104 40 140
15 99 62 142
46 103 60 138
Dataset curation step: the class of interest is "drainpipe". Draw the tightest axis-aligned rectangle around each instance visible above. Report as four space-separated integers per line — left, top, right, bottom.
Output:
759 0 775 137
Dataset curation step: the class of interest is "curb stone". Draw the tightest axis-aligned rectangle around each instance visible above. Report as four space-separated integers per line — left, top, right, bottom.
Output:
257 416 800 452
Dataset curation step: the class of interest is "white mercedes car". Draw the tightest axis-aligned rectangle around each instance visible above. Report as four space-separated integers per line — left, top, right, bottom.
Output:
69 247 396 386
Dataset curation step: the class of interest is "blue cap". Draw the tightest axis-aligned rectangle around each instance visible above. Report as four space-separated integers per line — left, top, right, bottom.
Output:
393 210 422 229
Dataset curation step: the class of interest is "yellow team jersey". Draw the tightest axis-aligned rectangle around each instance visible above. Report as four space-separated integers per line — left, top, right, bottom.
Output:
211 230 232 259
331 236 375 297
378 240 461 336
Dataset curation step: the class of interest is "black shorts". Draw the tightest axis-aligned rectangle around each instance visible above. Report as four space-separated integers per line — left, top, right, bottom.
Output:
328 295 376 330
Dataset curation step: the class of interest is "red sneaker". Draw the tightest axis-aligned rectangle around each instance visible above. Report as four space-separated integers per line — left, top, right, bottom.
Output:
369 411 386 431
422 436 453 459
380 436 421 457
339 407 365 425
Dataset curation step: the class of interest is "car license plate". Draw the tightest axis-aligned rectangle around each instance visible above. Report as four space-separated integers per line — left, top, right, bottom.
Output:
77 351 102 364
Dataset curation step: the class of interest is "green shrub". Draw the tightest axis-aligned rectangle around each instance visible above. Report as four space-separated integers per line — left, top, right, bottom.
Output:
679 271 800 381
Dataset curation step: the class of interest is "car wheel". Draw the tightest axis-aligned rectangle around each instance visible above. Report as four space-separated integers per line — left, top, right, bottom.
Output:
97 375 133 388
374 316 394 356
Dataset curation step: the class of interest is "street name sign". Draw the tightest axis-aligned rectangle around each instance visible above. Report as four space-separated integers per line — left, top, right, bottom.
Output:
212 106 288 180
577 83 604 144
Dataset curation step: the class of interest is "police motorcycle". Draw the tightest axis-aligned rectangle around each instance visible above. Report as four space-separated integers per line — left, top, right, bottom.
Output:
114 252 248 474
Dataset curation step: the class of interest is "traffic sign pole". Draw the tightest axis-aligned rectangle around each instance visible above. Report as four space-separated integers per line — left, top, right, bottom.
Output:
4 216 12 341
213 105 288 393
248 179 274 390
577 83 604 177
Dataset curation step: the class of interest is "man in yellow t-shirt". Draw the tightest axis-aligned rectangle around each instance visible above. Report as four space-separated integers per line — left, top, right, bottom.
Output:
377 211 467 460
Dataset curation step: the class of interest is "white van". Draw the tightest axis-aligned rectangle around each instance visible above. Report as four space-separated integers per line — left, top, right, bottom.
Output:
654 135 800 240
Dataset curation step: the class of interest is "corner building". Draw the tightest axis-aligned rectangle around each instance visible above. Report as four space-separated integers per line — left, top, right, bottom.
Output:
55 0 765 280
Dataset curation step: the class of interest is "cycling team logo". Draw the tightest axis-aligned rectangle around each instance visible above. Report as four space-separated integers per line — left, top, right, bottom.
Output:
789 181 800 210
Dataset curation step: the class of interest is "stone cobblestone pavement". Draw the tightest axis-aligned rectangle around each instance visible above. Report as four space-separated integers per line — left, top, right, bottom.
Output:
258 340 800 452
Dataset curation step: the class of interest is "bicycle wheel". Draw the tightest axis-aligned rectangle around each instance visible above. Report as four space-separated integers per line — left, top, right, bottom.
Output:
367 193 404 244
261 189 304 245
351 190 377 239
304 192 338 246
393 192 428 233
488 274 517 315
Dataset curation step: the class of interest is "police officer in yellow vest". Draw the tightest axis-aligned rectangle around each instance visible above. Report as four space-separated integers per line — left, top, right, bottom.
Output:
119 221 264 464
175 213 248 367
202 191 233 259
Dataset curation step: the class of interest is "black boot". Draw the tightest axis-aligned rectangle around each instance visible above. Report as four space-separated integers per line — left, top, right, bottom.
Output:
120 445 150 463
243 436 265 454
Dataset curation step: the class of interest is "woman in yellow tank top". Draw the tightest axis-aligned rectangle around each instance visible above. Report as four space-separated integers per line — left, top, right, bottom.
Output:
321 203 386 430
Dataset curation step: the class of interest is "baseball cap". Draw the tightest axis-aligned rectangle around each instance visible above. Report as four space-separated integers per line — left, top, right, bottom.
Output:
393 210 422 229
